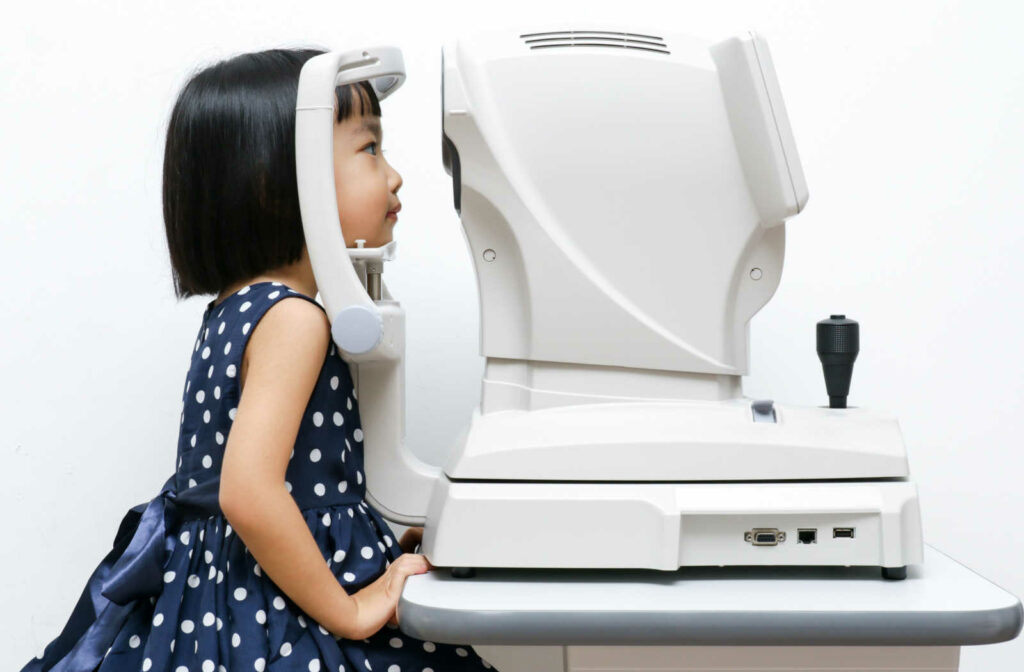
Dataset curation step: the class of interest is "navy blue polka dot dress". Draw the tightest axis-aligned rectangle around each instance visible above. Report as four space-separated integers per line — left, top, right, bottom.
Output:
20 281 496 672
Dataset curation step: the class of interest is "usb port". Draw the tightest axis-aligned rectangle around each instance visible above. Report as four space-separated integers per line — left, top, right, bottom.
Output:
833 527 855 539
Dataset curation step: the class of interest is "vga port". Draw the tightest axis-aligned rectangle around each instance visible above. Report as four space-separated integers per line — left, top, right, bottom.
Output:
744 528 786 546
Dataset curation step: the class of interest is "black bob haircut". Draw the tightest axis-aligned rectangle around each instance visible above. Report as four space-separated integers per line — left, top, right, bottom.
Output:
162 48 382 299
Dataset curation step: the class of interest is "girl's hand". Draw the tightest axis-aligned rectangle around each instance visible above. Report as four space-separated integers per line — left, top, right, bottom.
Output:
351 553 431 638
398 526 424 554
382 529 432 628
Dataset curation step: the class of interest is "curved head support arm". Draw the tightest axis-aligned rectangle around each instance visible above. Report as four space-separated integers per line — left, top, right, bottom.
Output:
295 47 405 355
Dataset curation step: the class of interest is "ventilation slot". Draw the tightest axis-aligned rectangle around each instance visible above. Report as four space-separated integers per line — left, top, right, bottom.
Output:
520 30 670 55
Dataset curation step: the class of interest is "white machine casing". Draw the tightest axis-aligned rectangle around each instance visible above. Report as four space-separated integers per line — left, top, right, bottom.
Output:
296 25 924 577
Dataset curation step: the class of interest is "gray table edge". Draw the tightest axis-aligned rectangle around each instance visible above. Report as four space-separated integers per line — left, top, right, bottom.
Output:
398 548 1024 646
398 601 1023 646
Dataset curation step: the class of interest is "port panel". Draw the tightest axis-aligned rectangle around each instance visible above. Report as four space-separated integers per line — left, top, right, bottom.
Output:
680 514 877 566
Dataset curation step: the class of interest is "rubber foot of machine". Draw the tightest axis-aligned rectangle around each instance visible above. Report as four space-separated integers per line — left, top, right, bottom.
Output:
881 566 907 580
450 567 476 579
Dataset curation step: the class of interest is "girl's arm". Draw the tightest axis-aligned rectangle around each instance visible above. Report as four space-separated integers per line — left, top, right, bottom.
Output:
219 297 359 639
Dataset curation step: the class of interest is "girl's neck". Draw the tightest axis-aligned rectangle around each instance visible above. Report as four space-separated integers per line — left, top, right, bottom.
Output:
214 247 318 308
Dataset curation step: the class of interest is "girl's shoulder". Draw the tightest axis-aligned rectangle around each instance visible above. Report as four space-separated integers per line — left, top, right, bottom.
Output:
246 290 331 365
242 283 329 374
199 281 332 387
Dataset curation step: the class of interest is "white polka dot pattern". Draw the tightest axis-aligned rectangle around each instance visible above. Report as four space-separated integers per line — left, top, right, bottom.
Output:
22 282 494 672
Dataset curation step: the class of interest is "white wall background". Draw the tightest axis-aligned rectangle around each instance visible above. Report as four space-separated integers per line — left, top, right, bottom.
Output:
3 0 1022 669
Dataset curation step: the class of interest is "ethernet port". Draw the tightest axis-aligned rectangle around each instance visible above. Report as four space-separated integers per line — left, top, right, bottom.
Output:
797 529 817 544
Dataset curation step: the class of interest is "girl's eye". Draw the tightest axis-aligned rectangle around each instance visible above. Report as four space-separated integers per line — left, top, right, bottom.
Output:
362 141 378 156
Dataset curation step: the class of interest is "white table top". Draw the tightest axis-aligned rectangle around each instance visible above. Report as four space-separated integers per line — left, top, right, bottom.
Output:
398 544 1023 645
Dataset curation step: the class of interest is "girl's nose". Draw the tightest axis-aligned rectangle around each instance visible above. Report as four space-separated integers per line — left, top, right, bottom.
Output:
390 164 403 193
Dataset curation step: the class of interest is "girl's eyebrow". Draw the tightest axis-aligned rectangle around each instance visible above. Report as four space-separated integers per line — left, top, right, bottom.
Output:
353 118 382 140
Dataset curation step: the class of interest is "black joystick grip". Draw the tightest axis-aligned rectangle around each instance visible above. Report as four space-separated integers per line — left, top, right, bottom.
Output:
817 315 859 409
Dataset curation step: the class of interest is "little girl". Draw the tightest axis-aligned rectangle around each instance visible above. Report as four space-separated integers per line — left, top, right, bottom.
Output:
21 48 496 672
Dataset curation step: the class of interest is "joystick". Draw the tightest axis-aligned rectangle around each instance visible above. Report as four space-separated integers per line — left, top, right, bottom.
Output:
817 315 859 409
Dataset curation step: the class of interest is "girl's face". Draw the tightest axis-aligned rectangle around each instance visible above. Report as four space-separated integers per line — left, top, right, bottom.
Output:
332 87 403 248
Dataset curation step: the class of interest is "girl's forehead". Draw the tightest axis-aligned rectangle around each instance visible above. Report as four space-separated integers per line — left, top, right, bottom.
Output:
359 116 383 139
335 111 382 143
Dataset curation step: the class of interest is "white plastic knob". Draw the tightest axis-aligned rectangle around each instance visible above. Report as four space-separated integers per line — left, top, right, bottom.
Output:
331 305 383 354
